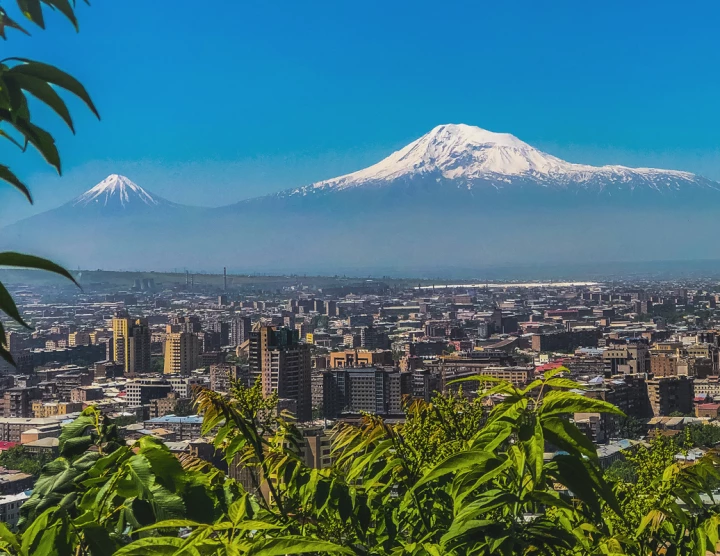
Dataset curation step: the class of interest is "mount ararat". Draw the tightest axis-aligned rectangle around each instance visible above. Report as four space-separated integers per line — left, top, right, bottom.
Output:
4 124 720 275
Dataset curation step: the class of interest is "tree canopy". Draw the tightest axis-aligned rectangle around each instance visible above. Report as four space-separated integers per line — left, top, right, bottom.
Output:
1 371 719 554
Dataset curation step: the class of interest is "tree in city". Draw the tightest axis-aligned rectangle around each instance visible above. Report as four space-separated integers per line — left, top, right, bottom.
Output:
687 422 720 449
2 370 720 554
173 397 196 417
149 356 165 374
0 445 53 477
0 0 98 365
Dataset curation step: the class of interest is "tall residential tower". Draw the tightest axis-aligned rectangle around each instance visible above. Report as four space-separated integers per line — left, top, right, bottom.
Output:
249 326 311 421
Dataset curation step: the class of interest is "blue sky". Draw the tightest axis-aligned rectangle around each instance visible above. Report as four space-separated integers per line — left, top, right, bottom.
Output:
2 0 720 221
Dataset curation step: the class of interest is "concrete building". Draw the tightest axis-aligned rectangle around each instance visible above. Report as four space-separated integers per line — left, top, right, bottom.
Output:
149 392 186 418
164 332 200 376
603 341 650 376
112 312 152 374
321 367 411 417
3 388 40 418
166 376 205 398
249 326 312 421
143 415 203 441
32 401 82 418
531 330 601 352
0 491 30 530
210 363 243 392
328 349 394 368
646 376 693 417
68 331 91 347
229 317 252 346
125 378 173 406
0 417 65 443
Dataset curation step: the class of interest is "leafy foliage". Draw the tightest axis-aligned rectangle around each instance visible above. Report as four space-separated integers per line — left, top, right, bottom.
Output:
0 0 97 366
5 376 720 555
0 445 53 477
688 422 720 448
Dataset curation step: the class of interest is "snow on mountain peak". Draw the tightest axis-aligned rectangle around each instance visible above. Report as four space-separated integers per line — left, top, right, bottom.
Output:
310 123 705 192
73 175 160 207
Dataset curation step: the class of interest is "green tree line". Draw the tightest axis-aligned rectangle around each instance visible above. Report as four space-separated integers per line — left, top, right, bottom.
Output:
0 371 719 554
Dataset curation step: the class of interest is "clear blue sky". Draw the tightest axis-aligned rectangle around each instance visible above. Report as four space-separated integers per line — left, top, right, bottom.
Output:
2 0 720 222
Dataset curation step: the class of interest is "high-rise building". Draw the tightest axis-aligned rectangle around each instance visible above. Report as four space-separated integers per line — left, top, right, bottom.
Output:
68 331 91 347
321 367 412 417
207 320 230 346
230 317 252 346
210 363 244 392
164 332 200 376
325 300 338 317
249 326 311 421
646 375 693 416
112 312 151 374
168 316 202 334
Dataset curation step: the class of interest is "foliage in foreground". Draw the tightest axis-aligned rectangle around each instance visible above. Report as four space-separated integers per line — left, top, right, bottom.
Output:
2 372 720 554
0 0 96 365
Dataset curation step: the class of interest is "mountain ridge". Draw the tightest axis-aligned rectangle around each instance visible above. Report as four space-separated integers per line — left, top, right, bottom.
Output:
5 123 720 273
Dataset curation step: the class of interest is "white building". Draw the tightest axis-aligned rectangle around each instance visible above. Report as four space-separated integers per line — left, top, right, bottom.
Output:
0 491 30 529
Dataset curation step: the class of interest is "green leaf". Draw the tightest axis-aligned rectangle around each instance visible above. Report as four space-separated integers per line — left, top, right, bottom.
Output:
0 522 20 550
0 252 78 286
542 416 598 460
247 537 355 556
415 449 492 490
149 483 185 520
540 390 625 418
113 536 186 555
8 60 99 118
125 454 154 498
59 435 93 457
452 457 512 507
7 73 75 131
20 507 55 555
0 9 30 39
0 164 32 203
41 0 79 30
133 519 201 532
543 366 570 379
544 377 584 390
0 280 30 328
526 413 544 481
82 523 118 556
10 118 61 171
520 379 543 394
16 0 44 28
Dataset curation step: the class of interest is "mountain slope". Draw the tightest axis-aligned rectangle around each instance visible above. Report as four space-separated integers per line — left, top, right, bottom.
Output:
73 174 168 208
2 175 208 268
5 126 720 274
283 123 717 196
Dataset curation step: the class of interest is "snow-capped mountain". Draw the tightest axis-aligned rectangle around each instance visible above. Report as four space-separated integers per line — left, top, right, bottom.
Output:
301 124 716 194
73 174 168 208
6 126 720 274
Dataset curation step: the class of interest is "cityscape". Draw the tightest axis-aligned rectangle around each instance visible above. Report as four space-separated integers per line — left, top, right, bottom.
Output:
3 0 720 553
0 271 719 531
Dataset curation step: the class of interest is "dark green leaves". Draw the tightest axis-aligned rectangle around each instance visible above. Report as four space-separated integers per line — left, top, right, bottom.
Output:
0 252 78 285
12 0 81 32
246 537 355 555
0 252 78 364
7 60 99 118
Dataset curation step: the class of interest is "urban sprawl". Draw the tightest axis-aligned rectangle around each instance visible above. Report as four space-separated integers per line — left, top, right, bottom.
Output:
0 273 717 527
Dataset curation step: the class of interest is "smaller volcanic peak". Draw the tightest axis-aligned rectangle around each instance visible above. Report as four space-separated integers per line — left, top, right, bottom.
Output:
73 174 163 208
